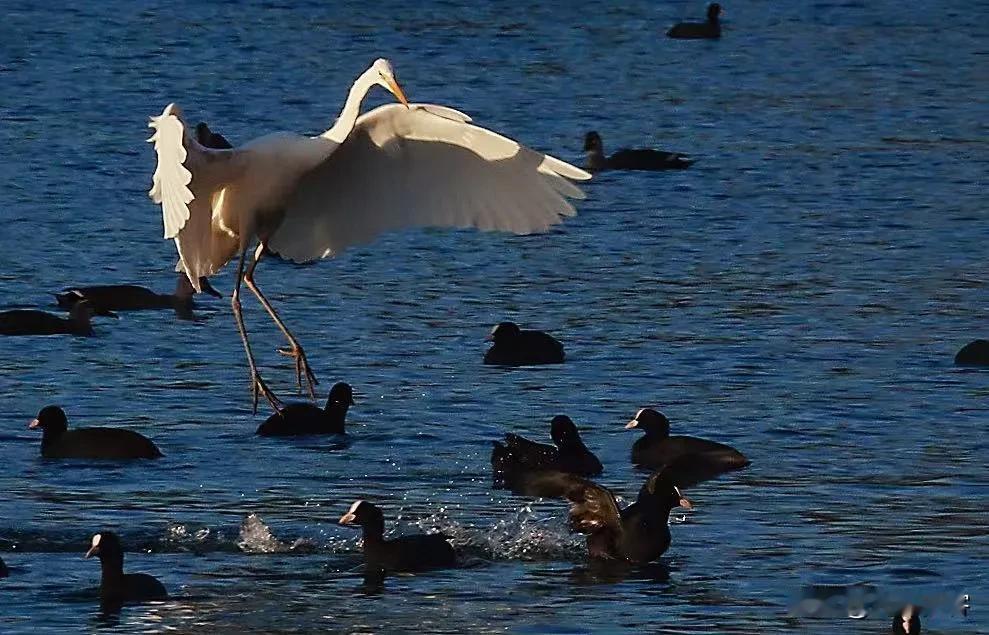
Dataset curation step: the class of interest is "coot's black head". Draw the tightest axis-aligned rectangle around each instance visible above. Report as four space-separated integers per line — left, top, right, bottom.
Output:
194 123 226 149
487 322 521 342
625 408 670 437
194 122 210 142
69 299 96 322
339 500 384 530
29 405 69 436
327 382 355 408
641 470 693 510
892 605 921 635
195 122 234 150
550 415 581 446
85 531 124 565
583 131 603 152
707 3 722 21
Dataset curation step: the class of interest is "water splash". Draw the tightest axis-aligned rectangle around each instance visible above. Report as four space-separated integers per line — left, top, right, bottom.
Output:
236 514 313 554
166 523 214 544
237 514 291 553
408 504 583 562
164 523 233 553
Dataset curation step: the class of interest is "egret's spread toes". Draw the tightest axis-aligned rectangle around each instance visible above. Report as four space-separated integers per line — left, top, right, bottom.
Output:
278 344 319 399
250 371 283 415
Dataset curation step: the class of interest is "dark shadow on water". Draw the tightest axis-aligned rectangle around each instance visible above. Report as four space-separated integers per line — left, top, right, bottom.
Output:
349 557 490 596
567 560 672 586
357 568 386 595
253 432 352 452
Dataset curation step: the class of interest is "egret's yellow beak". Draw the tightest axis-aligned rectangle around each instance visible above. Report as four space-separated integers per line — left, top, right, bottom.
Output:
386 77 410 108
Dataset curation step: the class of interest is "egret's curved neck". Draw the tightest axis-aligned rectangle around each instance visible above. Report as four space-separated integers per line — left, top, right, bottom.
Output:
321 69 378 143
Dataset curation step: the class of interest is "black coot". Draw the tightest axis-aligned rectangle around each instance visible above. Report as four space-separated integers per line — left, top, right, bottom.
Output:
583 132 693 172
85 532 167 604
492 415 603 487
955 339 989 366
256 382 354 436
56 274 221 317
564 469 693 563
338 500 456 572
892 605 921 634
0 300 95 336
667 3 722 39
30 406 163 460
483 322 564 365
0 555 7 577
626 408 748 484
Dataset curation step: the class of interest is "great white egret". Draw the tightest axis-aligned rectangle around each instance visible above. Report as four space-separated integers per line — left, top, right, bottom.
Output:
148 58 590 413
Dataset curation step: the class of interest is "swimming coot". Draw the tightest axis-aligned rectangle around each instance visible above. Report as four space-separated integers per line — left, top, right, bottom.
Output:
492 415 602 482
85 532 168 603
0 555 7 578
30 406 163 460
0 300 96 336
626 408 748 484
483 322 565 365
56 273 221 317
256 382 354 436
583 131 693 172
667 3 722 39
892 605 921 634
339 500 456 573
564 469 693 563
954 339 989 366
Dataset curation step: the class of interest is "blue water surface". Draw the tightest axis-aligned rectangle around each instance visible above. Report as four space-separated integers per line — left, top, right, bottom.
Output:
0 0 986 632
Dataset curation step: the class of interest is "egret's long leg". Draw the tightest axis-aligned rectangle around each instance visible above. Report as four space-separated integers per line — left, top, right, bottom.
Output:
243 243 319 399
231 247 283 414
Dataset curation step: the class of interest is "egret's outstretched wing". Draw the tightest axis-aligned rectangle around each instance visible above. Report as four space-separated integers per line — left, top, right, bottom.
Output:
148 104 242 290
268 104 591 263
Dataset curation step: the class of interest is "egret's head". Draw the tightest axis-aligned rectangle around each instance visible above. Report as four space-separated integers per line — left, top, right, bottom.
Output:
372 58 409 108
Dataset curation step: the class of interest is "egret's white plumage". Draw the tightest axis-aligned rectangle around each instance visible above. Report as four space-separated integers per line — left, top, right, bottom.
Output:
147 58 590 412
271 104 587 262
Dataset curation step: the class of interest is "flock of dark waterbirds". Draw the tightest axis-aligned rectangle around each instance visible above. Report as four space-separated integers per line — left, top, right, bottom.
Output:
9 295 752 606
0 7 965 632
